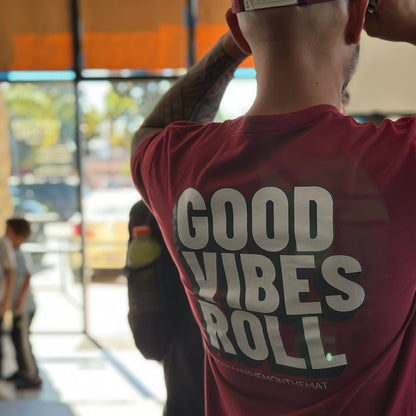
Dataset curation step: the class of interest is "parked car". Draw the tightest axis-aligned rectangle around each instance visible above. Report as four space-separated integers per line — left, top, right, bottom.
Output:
70 188 140 273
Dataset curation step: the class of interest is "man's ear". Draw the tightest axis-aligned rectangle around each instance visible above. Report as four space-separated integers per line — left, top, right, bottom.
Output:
226 9 252 55
345 0 368 44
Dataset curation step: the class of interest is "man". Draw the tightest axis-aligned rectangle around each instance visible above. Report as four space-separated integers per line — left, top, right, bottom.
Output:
125 200 204 416
130 0 416 414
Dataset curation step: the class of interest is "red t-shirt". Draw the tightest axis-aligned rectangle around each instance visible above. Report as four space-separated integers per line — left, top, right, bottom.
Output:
131 105 416 416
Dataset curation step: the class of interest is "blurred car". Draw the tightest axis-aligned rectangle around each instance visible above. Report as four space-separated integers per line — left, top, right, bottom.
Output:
18 201 60 244
70 188 141 272
11 182 79 222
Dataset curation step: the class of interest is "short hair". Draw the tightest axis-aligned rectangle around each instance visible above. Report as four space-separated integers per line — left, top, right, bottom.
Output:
6 217 31 239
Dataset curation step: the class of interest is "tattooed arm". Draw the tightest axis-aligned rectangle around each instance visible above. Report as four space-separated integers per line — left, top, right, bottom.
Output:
131 32 248 158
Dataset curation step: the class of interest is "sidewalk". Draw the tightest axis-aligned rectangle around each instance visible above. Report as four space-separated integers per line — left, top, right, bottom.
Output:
0 333 166 416
0 252 167 415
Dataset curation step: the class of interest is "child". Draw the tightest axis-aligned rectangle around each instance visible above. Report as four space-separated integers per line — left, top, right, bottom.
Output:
0 220 16 380
1 218 42 389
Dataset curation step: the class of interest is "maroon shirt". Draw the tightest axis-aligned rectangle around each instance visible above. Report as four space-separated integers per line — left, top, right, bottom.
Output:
132 105 416 416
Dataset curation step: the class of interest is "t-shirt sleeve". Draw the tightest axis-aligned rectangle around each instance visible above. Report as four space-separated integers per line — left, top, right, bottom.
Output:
131 131 164 206
372 116 416 187
130 121 201 211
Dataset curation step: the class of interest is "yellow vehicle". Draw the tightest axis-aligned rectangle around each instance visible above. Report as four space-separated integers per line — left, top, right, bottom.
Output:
71 189 140 272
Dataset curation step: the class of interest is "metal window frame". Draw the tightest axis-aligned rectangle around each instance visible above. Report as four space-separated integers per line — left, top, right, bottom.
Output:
2 0 195 336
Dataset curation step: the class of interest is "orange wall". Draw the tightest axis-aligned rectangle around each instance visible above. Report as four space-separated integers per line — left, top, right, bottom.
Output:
80 0 188 70
196 0 254 68
0 0 72 71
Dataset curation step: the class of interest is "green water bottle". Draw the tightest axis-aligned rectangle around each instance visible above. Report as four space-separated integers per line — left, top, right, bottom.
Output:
127 226 162 269
126 225 163 314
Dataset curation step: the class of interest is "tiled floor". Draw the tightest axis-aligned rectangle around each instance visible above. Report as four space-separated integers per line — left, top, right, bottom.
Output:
0 333 166 416
0 247 168 415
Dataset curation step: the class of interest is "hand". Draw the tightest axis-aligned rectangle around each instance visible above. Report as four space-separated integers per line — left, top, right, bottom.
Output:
225 9 252 57
221 31 251 62
364 0 416 44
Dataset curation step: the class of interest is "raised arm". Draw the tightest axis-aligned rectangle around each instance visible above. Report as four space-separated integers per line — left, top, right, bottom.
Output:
131 32 249 158
364 0 416 45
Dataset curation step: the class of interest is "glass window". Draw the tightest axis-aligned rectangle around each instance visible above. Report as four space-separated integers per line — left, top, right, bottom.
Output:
2 81 83 333
216 78 257 121
78 79 174 343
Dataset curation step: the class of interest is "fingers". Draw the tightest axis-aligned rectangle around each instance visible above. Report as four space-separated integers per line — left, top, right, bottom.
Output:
363 12 380 38
225 8 252 56
363 0 388 39
363 0 416 44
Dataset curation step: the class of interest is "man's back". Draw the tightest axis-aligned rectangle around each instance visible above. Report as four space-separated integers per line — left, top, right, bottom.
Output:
132 105 416 415
131 0 416 413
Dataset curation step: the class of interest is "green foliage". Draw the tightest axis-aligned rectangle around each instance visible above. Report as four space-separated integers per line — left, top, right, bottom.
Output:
2 83 76 174
3 83 75 147
80 80 173 152
1 79 174 176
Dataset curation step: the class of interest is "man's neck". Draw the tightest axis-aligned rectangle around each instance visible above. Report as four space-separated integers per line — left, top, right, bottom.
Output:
247 45 346 116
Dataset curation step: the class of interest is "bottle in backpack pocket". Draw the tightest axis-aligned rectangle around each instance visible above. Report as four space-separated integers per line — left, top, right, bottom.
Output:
126 225 165 314
127 226 162 269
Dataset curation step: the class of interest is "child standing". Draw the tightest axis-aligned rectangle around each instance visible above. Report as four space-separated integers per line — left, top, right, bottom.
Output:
0 219 16 381
1 218 42 389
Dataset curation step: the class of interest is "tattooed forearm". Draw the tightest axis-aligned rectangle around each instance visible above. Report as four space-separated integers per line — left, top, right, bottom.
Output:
131 33 248 155
143 37 243 128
